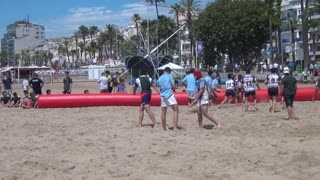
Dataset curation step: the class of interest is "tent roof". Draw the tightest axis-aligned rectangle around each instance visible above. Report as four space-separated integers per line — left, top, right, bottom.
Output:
157 62 184 70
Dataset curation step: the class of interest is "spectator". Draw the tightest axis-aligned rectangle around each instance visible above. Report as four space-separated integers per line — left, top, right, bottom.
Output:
2 71 13 97
29 73 44 95
22 75 29 98
98 72 108 93
62 71 73 94
117 79 127 93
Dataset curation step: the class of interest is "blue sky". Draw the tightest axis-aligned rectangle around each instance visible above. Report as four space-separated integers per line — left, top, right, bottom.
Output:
0 0 212 38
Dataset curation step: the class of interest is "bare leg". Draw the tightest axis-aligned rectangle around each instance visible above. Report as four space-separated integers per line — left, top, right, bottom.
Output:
253 95 259 111
139 104 144 127
161 107 167 131
269 97 272 112
144 104 158 128
197 106 203 128
201 104 220 127
272 96 277 113
245 97 249 112
171 104 179 130
219 96 228 108
287 106 292 119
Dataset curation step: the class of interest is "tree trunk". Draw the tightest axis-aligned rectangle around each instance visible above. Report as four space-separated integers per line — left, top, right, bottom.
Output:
301 0 310 70
269 15 274 63
291 29 296 62
313 30 316 61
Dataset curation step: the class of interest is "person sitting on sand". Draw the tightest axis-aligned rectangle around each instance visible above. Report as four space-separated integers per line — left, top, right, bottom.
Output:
0 91 11 107
133 69 160 128
312 75 320 102
189 70 220 128
22 91 38 109
84 90 89 94
265 68 280 113
219 73 237 108
7 92 21 107
241 69 260 112
46 89 51 95
280 67 297 120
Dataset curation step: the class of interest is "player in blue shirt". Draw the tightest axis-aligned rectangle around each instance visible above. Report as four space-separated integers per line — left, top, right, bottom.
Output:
182 68 197 111
158 67 179 131
190 70 220 128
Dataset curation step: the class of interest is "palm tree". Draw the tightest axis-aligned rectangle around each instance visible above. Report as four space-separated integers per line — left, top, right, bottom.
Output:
288 18 299 62
105 24 118 58
63 39 70 64
146 0 166 55
97 35 105 63
78 42 85 64
70 50 77 63
73 31 80 61
170 3 182 63
89 41 98 59
145 0 166 20
89 26 99 42
266 0 275 62
132 14 142 47
301 0 310 70
180 0 201 67
79 25 89 60
310 19 319 61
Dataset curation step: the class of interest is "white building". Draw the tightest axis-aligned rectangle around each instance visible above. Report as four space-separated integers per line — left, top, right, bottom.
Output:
281 0 320 63
1 20 46 53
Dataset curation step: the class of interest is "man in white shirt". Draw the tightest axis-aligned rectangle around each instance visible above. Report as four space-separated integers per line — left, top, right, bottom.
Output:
22 75 29 98
98 72 108 93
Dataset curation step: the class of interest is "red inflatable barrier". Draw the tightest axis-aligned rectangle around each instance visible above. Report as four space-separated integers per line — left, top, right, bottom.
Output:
37 87 317 108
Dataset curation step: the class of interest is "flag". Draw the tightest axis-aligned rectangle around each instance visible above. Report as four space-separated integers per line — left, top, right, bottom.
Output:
196 41 204 56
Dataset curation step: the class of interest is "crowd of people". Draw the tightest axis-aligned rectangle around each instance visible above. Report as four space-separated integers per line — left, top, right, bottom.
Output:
1 65 319 131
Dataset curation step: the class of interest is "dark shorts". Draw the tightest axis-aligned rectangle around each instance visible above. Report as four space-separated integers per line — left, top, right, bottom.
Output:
141 92 151 105
34 90 42 95
284 93 295 107
63 89 71 94
108 86 113 93
225 89 236 97
268 87 279 97
244 91 256 97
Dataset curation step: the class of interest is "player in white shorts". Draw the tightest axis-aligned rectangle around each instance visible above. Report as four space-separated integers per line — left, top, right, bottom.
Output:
219 73 237 108
158 67 179 131
241 69 260 112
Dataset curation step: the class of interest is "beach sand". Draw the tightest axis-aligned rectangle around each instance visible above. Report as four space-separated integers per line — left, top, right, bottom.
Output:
0 81 320 179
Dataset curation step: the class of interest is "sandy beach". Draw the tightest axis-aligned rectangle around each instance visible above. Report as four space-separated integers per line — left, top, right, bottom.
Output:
0 81 320 179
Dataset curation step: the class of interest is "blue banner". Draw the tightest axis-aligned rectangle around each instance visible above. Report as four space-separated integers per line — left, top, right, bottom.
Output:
196 41 204 56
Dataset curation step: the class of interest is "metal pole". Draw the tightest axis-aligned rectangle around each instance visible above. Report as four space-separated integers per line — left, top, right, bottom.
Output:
120 24 186 78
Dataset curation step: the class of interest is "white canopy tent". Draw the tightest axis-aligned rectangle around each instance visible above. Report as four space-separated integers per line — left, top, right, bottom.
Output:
157 62 184 70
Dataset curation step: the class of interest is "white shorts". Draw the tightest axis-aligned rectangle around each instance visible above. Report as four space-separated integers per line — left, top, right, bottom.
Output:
161 94 177 107
197 99 209 107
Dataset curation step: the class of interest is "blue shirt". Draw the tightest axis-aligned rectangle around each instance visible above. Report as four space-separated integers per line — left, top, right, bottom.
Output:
182 74 196 93
158 73 174 99
212 79 218 90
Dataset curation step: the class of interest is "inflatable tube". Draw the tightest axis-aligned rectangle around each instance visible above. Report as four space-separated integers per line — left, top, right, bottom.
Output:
37 87 317 108
37 92 189 108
